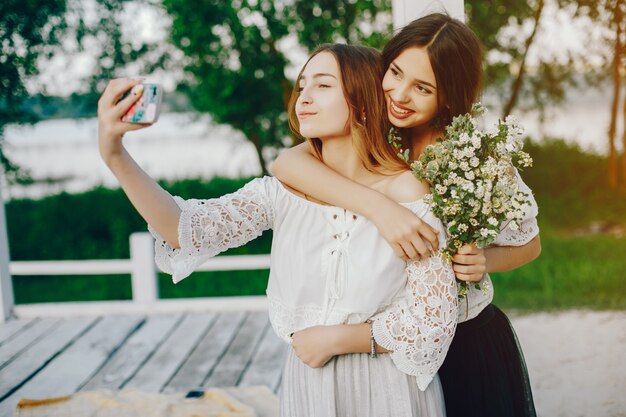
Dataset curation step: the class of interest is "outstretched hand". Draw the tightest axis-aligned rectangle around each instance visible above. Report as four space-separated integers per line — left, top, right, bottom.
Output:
97 78 150 162
452 243 487 282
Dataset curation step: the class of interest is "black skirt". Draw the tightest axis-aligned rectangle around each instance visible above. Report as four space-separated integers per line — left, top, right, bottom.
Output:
438 304 537 417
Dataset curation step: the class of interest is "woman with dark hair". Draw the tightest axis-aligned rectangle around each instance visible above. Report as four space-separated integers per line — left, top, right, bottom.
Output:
273 13 539 417
97 43 455 416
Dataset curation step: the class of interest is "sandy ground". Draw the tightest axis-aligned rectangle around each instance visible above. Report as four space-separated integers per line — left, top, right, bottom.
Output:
510 310 626 417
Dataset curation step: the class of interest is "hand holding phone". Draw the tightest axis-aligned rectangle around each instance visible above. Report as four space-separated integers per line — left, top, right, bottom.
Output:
117 83 163 124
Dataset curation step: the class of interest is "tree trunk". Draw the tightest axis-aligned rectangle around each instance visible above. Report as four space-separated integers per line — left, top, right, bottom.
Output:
502 0 545 118
622 86 626 189
608 0 622 189
250 132 269 176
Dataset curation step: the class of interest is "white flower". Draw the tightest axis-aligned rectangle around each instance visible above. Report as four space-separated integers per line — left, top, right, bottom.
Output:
487 217 498 226
465 171 475 180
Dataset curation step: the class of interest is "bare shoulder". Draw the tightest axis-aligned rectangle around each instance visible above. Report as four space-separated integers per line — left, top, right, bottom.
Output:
383 170 430 203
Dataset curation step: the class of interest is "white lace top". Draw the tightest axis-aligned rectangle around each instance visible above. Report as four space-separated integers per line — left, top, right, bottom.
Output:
149 176 457 391
459 169 540 321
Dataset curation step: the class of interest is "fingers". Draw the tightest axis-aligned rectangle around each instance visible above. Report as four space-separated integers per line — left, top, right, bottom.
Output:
457 243 479 255
419 223 440 252
103 78 143 107
391 243 409 261
454 272 484 282
408 236 431 259
113 84 146 119
452 263 484 275
400 241 418 260
452 253 473 265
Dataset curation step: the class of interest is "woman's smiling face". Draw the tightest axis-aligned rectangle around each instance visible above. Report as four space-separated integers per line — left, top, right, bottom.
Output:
295 51 350 140
382 46 440 129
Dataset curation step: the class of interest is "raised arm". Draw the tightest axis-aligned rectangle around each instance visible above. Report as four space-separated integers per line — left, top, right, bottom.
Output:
98 78 275 283
273 143 439 258
98 78 182 247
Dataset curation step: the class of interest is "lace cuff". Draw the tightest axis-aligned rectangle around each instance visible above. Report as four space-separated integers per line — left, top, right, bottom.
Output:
493 169 539 246
372 253 458 391
148 177 275 283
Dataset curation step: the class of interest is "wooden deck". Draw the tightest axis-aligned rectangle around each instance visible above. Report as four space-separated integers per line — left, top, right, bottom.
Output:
0 311 287 417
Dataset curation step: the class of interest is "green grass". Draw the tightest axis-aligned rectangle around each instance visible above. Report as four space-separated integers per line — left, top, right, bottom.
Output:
12 270 270 304
12 232 626 312
492 233 626 311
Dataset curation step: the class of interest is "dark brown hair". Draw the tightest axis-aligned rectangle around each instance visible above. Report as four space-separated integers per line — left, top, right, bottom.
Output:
288 43 406 173
382 13 483 127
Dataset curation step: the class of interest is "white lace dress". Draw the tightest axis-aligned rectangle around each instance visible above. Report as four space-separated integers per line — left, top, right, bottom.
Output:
149 176 457 417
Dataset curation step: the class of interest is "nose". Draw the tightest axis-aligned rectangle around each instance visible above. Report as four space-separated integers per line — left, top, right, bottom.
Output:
389 80 411 104
298 91 312 106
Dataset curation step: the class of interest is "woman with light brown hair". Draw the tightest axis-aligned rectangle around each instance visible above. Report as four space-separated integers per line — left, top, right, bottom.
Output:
97 43 455 416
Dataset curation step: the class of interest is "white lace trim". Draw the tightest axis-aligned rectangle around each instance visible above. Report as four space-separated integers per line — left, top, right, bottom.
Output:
371 253 458 391
493 169 539 246
149 178 274 283
267 293 373 344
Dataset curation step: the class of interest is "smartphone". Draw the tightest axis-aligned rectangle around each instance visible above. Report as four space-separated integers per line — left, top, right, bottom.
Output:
118 83 163 124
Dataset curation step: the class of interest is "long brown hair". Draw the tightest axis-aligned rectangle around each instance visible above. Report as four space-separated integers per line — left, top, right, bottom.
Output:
382 13 483 127
288 43 407 173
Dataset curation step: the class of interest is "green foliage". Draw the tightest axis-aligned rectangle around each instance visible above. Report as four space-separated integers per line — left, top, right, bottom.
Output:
0 0 68 183
521 138 626 228
6 176 272 261
163 0 392 174
7 141 626 308
493 234 626 311
1 0 169 183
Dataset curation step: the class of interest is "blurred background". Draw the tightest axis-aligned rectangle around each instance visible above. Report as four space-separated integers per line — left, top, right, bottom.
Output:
1 0 625 311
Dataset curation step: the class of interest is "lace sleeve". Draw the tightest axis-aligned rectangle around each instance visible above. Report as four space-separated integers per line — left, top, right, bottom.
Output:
492 169 539 246
371 251 458 391
148 177 275 283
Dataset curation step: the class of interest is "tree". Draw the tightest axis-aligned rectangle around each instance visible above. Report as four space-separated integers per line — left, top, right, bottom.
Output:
608 0 623 189
162 0 391 175
0 0 167 186
466 0 601 118
0 0 68 184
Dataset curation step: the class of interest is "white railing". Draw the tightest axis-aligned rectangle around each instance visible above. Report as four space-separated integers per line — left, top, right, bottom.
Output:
2 232 271 321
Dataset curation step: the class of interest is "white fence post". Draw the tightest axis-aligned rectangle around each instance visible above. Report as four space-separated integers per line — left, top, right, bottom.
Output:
0 184 14 322
130 232 158 304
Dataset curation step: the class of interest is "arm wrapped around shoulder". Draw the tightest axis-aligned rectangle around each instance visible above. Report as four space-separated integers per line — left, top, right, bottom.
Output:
371 253 458 391
148 177 275 283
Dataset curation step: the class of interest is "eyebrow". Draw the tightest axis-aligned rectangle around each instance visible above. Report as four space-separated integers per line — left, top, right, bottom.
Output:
391 62 437 90
298 73 338 83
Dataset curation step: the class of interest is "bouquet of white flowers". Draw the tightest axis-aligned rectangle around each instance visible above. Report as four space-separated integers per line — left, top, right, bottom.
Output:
389 103 533 299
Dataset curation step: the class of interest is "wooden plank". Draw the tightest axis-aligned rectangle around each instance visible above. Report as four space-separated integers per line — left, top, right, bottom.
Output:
163 311 247 393
0 318 59 368
81 314 182 391
0 315 141 416
0 317 97 412
0 319 34 346
14 296 268 318
123 313 216 392
203 311 269 388
238 324 288 391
